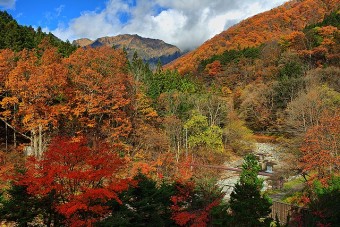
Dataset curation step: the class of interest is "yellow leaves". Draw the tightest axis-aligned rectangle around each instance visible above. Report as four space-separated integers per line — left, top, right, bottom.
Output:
221 86 232 96
71 136 83 143
0 110 12 118
155 157 163 167
0 96 19 107
23 113 33 125
145 109 158 118
316 25 338 36
86 123 95 128
131 161 157 177
136 93 157 114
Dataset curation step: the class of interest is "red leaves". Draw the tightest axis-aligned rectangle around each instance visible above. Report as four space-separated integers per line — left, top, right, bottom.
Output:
173 212 197 226
16 135 131 226
170 181 221 227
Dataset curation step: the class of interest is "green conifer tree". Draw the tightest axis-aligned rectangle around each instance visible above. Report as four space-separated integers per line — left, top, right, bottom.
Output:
230 154 272 226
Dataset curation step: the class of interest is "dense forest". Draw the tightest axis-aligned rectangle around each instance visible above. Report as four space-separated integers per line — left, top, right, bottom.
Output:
0 0 339 226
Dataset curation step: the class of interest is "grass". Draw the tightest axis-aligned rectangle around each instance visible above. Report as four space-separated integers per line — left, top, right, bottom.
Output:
267 176 307 203
282 176 305 191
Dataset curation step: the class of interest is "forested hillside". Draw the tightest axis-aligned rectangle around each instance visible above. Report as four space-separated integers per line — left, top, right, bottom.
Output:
0 11 76 56
0 0 339 226
166 0 340 75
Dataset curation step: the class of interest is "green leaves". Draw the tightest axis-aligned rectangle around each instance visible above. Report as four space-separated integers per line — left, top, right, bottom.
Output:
146 69 196 100
0 11 76 55
184 112 224 153
98 173 176 226
240 154 263 187
230 154 272 226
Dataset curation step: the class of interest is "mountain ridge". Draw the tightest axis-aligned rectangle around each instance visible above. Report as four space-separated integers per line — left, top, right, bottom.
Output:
165 0 340 74
73 34 182 66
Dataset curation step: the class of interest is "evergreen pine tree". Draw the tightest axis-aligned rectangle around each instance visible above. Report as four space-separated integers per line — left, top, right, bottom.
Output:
230 154 272 227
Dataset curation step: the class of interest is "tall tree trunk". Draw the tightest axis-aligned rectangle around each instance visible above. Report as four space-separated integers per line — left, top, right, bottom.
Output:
13 131 16 148
5 120 8 152
32 129 38 157
38 124 43 158
176 140 180 163
13 104 16 148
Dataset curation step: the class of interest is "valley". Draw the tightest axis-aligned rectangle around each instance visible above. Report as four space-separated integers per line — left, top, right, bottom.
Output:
0 0 339 226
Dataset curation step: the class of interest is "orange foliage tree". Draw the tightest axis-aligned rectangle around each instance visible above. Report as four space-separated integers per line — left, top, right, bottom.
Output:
63 46 133 147
1 41 67 157
0 43 135 157
205 60 222 77
300 110 340 185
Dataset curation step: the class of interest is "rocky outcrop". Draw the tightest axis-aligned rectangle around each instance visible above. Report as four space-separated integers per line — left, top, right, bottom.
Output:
72 38 93 47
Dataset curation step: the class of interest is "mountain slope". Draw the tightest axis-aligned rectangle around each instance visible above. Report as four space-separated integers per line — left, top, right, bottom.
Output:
165 0 340 74
73 34 181 66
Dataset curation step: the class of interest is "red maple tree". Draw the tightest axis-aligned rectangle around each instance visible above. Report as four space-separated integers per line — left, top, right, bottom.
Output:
16 136 131 226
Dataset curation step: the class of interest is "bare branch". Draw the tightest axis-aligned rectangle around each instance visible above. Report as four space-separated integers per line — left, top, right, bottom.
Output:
0 117 31 141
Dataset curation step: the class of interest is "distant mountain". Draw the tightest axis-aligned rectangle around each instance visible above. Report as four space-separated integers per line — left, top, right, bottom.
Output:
165 0 340 74
73 34 182 66
73 38 93 47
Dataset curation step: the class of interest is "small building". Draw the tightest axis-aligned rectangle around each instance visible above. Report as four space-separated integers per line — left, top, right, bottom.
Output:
265 161 277 173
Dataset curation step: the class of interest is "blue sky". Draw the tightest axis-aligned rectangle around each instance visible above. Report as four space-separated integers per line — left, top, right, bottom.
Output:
0 0 287 50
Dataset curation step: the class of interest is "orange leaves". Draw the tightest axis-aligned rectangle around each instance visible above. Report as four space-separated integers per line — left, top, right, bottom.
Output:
205 60 222 77
166 0 337 75
22 113 33 125
1 45 68 134
0 44 135 151
300 110 340 185
317 25 338 37
0 97 18 110
280 31 307 50
131 161 157 176
63 46 133 140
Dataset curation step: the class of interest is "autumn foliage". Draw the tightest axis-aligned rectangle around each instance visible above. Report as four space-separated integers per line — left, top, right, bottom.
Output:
0 1 339 225
170 180 223 227
0 43 134 157
300 110 340 185
166 0 340 74
14 136 131 226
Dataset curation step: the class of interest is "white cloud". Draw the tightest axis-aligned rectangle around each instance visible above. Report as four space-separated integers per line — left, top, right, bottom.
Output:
55 5 65 17
52 0 288 51
0 0 16 9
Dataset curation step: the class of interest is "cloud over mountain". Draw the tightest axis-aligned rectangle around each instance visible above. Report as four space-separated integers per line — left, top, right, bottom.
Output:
51 0 287 51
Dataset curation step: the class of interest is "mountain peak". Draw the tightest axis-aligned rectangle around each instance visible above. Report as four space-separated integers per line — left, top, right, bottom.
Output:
72 38 93 47
73 34 181 65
